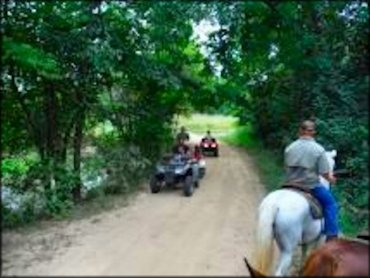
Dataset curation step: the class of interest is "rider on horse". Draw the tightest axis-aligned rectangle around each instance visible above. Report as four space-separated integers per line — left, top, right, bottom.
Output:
284 120 339 242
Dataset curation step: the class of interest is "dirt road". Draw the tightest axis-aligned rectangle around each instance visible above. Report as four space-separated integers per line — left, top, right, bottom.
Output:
2 141 266 276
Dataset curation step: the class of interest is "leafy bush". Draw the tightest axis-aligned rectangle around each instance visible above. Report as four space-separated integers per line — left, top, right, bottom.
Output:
2 204 24 228
101 144 151 195
2 158 29 176
1 153 40 190
1 187 45 228
177 113 238 134
43 166 78 218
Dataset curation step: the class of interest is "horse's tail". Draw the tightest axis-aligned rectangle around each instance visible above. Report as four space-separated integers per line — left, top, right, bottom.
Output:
254 195 279 275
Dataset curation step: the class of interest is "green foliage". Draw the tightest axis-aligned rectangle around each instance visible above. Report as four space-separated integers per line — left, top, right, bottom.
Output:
221 125 257 149
339 208 369 237
44 191 73 219
98 144 151 195
2 157 30 177
177 113 238 134
2 0 215 228
1 187 45 228
1 205 23 229
206 1 368 235
43 166 79 217
84 186 105 201
1 153 40 192
1 202 39 229
2 37 62 79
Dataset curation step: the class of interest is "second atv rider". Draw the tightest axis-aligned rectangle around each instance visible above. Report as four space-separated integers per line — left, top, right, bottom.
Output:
173 126 191 159
204 130 214 140
176 126 190 143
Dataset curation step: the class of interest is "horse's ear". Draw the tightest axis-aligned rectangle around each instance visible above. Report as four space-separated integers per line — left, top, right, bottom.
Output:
331 150 337 158
243 257 267 277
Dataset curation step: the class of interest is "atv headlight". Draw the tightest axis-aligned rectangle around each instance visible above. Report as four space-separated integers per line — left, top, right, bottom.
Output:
175 168 183 175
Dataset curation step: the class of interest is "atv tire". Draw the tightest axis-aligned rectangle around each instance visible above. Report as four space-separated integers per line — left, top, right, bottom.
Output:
199 167 206 179
183 175 194 197
150 177 161 193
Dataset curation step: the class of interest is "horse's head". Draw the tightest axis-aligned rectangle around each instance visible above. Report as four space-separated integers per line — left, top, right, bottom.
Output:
320 150 337 188
326 150 337 172
243 257 267 277
301 238 369 276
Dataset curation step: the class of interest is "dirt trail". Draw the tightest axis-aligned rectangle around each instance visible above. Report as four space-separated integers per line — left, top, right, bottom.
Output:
2 140 266 276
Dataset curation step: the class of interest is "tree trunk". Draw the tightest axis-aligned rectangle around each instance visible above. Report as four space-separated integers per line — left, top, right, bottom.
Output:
45 82 57 158
43 81 69 191
72 95 85 202
43 82 59 189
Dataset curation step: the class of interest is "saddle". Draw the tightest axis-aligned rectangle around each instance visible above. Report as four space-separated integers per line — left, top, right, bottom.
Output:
281 182 323 219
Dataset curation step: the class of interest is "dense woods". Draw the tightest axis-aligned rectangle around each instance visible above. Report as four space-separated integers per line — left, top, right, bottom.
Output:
1 1 368 233
207 1 369 233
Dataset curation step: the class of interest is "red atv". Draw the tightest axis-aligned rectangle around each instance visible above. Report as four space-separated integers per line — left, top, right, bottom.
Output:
200 137 219 157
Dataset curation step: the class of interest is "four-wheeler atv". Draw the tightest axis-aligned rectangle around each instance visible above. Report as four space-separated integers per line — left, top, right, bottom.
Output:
200 137 219 157
150 154 200 197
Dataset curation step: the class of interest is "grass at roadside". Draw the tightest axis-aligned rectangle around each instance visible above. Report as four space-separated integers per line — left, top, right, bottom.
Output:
176 113 238 135
222 125 285 192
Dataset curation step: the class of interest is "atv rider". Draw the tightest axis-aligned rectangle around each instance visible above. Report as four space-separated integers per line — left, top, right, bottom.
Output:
176 126 190 143
192 145 202 161
204 130 214 140
172 138 191 160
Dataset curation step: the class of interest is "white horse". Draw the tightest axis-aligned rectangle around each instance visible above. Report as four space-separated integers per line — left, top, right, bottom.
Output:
254 150 337 276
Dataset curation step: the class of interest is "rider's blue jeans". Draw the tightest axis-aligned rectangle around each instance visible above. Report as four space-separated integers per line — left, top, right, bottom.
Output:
311 185 339 236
